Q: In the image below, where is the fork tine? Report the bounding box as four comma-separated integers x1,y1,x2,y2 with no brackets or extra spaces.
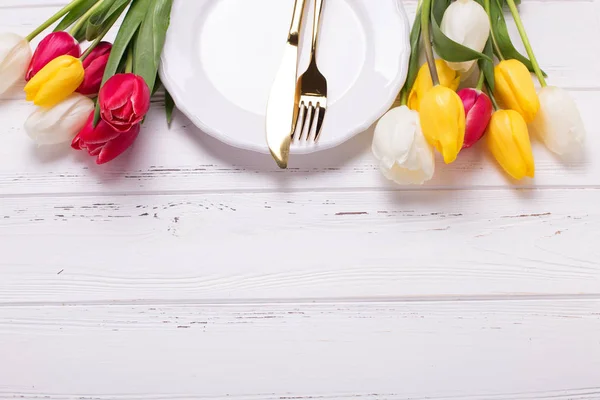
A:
293,102,307,141
301,102,315,141
313,103,326,142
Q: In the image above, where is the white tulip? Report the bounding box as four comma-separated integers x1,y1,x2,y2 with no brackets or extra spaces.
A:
25,94,94,145
372,106,435,185
441,0,490,74
529,86,586,159
0,32,32,95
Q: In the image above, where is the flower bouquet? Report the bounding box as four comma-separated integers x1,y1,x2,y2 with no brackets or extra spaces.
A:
0,0,173,164
373,0,586,184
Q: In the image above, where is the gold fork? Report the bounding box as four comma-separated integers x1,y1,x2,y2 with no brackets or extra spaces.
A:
294,0,328,142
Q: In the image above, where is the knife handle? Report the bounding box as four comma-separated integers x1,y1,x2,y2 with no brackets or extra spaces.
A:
287,0,308,46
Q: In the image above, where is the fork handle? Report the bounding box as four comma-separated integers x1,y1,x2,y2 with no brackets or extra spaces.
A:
311,0,325,53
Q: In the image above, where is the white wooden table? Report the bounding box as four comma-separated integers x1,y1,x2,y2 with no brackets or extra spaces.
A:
1,0,600,398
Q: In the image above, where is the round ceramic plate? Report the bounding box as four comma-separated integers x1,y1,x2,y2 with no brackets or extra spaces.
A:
160,0,410,154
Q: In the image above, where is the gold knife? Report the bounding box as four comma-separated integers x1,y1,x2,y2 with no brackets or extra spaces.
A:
266,0,308,169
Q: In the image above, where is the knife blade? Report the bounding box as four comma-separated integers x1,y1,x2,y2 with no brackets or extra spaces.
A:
266,0,307,169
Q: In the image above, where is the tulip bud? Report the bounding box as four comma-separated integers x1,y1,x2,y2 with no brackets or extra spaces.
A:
24,93,94,145
419,85,466,164
72,112,141,164
26,32,80,81
494,59,540,123
487,109,535,180
372,106,435,185
78,42,111,95
408,60,460,111
441,0,490,74
0,32,32,95
458,88,493,148
529,86,586,159
99,73,150,132
24,55,85,107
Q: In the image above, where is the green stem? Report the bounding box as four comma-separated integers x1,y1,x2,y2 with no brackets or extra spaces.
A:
400,88,408,106
69,0,108,37
421,0,439,86
125,46,133,73
486,83,500,110
505,0,546,86
483,0,505,61
476,70,485,91
25,0,94,41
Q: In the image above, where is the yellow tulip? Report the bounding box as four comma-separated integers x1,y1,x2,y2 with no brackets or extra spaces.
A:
494,59,540,123
487,109,535,180
419,85,466,164
408,60,460,111
24,55,84,108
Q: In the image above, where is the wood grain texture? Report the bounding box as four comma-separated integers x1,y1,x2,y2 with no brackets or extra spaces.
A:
1,90,599,195
1,300,600,399
1,189,599,303
1,1,600,398
1,1,600,196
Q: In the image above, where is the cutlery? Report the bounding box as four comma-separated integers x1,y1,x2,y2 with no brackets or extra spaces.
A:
266,0,308,169
294,0,328,143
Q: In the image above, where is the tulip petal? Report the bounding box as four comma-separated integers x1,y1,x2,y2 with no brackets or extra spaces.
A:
441,0,490,73
82,42,112,69
372,106,435,185
99,73,150,132
26,32,80,81
97,124,140,164
78,52,110,95
25,93,93,145
494,60,540,123
0,33,32,95
408,60,460,111
24,55,84,107
529,86,586,158
420,86,465,164
86,143,104,156
487,110,535,180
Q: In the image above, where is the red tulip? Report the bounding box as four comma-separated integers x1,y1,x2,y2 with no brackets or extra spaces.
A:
458,88,493,149
72,112,140,165
26,32,80,81
99,73,150,132
77,42,112,95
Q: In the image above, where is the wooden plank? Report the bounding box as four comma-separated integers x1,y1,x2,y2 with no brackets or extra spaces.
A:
1,1,599,195
1,299,599,399
1,189,599,303
1,0,597,89
1,90,599,195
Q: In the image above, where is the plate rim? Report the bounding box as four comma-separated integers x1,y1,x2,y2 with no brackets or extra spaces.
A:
159,0,410,155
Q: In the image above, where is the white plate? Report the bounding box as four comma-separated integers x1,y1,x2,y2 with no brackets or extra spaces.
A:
160,0,410,154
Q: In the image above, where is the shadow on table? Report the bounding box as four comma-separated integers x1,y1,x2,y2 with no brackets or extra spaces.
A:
180,119,374,175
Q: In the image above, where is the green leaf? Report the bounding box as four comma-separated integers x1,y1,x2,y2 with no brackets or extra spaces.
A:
403,7,423,93
152,73,162,97
133,0,173,94
86,0,132,41
85,0,115,40
105,0,133,20
431,0,451,23
71,22,88,42
54,0,98,32
165,89,175,126
489,0,545,76
479,38,495,92
93,0,148,126
430,0,492,64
